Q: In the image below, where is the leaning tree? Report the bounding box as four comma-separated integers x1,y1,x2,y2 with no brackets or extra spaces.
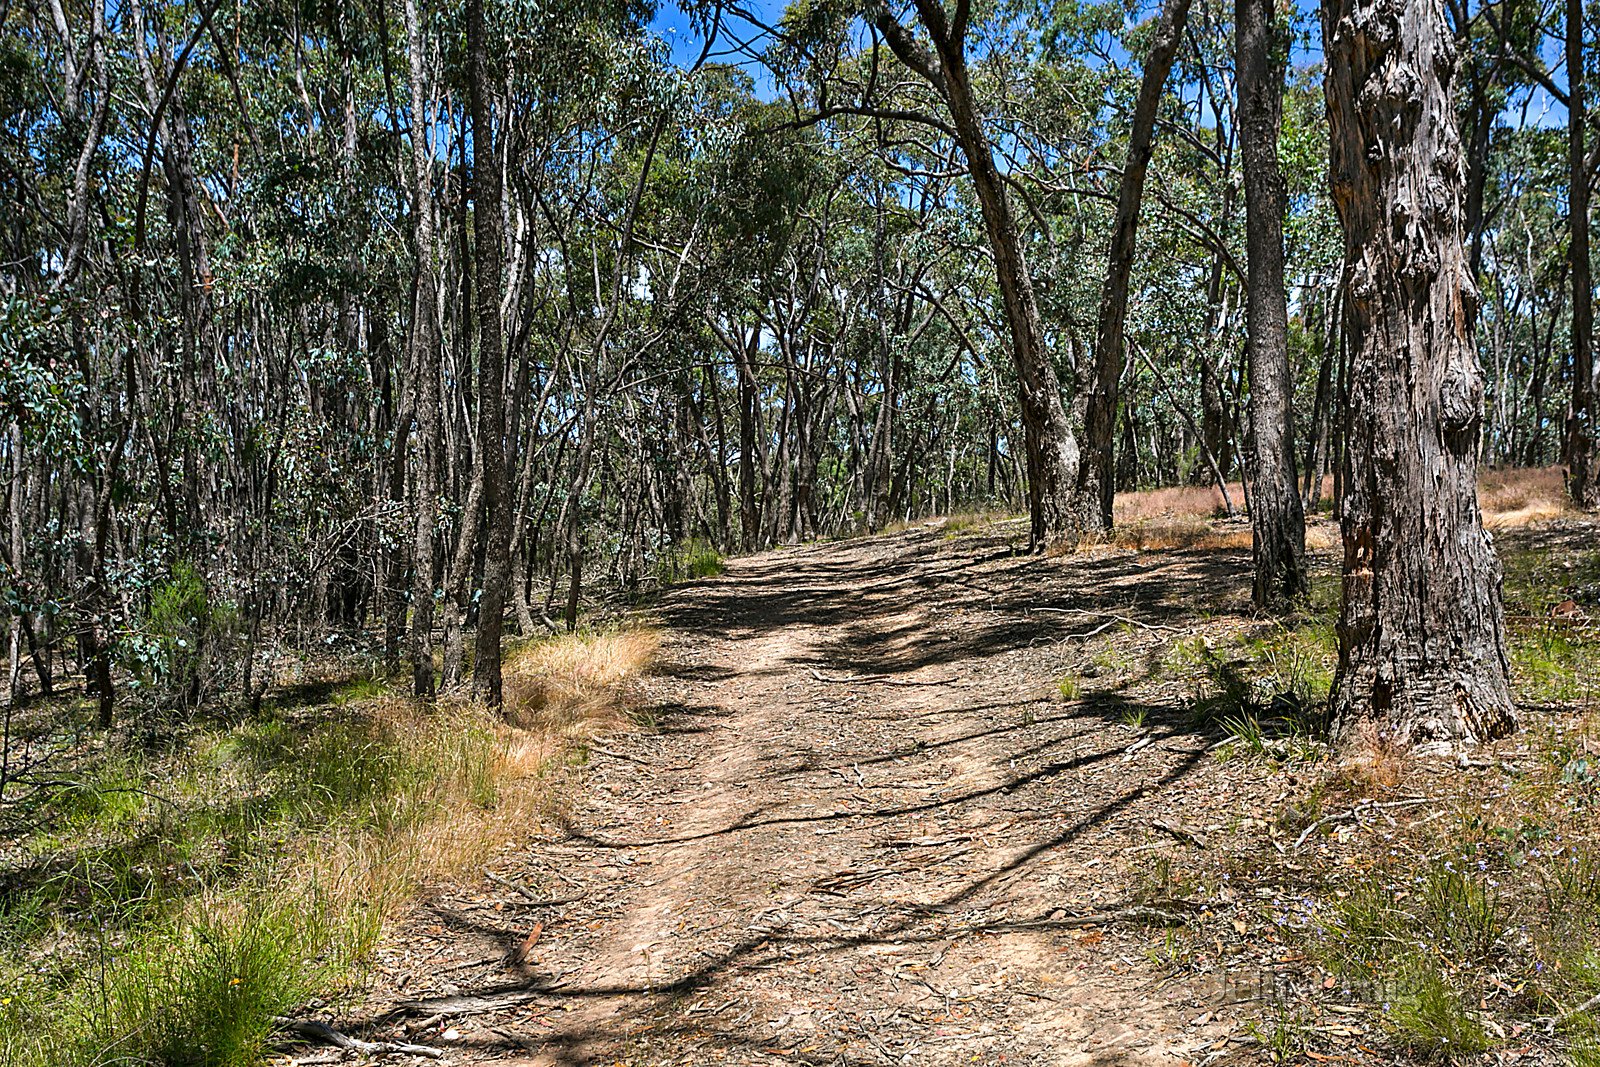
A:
1323,0,1516,742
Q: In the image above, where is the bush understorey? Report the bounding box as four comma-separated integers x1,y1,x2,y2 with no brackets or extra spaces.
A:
0,627,656,1067
1146,531,1600,1065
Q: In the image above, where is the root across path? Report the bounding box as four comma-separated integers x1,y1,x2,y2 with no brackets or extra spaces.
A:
369,522,1265,1065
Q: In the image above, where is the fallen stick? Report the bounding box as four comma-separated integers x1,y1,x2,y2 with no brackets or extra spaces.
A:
1560,990,1600,1022
1152,819,1207,849
587,744,655,766
1293,797,1432,849
808,667,960,687
1028,607,1187,634
395,989,549,1015
483,867,579,907
274,1017,442,1059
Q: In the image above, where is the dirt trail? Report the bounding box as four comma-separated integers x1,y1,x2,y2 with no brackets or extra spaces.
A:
395,523,1255,1065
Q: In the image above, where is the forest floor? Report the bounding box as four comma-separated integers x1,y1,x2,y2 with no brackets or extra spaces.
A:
340,497,1600,1067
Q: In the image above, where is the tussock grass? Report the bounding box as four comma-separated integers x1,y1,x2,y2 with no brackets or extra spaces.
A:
0,629,657,1067
1480,466,1574,529
655,538,724,584
1112,517,1254,552
503,626,660,738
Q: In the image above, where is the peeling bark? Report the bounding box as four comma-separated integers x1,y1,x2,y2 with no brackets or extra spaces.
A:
1323,0,1515,743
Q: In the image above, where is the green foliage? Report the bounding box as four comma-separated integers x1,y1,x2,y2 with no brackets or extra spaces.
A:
1511,626,1598,705
656,538,725,585
1247,999,1314,1063
1383,963,1494,1062
0,693,509,1065
1176,628,1330,762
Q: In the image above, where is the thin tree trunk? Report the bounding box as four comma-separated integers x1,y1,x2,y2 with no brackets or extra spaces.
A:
404,0,441,699
1237,0,1306,610
467,0,508,705
876,4,1080,549
1074,0,1192,535
1323,0,1515,743
1566,0,1599,508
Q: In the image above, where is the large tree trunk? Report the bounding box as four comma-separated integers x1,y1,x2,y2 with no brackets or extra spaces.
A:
876,4,1079,549
1323,0,1515,744
1236,0,1307,610
1565,0,1599,508
467,0,508,706
404,0,441,699
1073,0,1192,536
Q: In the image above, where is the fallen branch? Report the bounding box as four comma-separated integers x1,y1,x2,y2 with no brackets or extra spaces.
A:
1293,797,1432,849
1560,990,1600,1022
1152,819,1207,849
808,668,961,687
1028,607,1187,634
1028,904,1198,929
483,867,580,907
274,1017,442,1059
395,989,549,1015
587,744,655,766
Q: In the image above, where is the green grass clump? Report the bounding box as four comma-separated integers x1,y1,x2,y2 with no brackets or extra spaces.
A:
0,700,512,1066
1382,963,1494,1062
1511,626,1599,705
1,892,354,1067
656,537,725,585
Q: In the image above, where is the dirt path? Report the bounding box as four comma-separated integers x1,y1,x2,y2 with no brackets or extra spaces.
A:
384,523,1260,1065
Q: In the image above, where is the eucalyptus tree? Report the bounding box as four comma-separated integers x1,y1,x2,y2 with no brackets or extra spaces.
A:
771,0,1079,547
1564,0,1598,508
1235,0,1306,608
1323,0,1515,742
1075,0,1193,536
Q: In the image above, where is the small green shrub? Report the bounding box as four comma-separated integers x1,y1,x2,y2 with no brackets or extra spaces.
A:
655,538,725,585
126,562,242,713
1383,963,1494,1062
1419,861,1503,964
1248,999,1313,1063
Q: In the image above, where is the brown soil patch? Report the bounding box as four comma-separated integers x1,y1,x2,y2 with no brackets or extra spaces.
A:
351,521,1302,1065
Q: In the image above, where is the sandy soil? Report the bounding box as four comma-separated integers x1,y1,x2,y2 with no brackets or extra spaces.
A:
353,520,1288,1066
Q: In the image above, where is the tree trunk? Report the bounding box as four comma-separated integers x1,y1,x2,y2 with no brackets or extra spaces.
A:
467,0,508,706
404,0,441,699
1237,0,1307,610
1074,0,1192,536
876,5,1079,549
1566,0,1599,508
1323,0,1515,744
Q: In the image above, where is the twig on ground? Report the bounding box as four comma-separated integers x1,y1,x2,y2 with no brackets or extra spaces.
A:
1559,990,1600,1022
1152,819,1207,849
483,868,579,907
1293,797,1432,848
588,744,655,766
274,1017,442,1059
1028,607,1187,634
395,989,550,1015
808,667,961,687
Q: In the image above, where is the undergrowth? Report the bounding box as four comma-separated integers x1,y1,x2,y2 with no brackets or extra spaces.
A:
0,626,656,1067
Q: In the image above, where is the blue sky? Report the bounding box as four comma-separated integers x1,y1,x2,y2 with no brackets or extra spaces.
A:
647,0,1573,126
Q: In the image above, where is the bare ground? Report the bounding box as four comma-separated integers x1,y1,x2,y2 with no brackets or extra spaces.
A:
350,520,1310,1066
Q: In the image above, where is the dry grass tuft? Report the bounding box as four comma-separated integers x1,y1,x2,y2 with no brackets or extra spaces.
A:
1114,483,1244,524
1113,517,1253,552
503,627,661,738
1327,718,1408,797
1480,465,1574,528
